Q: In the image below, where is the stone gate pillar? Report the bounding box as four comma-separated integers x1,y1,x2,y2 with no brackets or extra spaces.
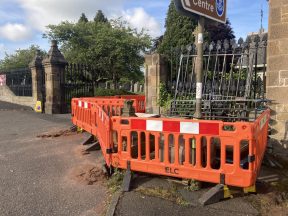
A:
42,40,67,114
145,53,168,114
29,50,43,104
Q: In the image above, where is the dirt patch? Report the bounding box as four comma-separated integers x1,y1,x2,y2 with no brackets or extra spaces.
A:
246,192,288,216
247,155,288,216
73,145,90,157
69,164,106,185
37,128,77,138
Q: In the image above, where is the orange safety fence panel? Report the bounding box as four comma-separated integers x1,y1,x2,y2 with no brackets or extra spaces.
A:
110,109,270,188
71,96,146,165
71,96,270,188
78,95,145,113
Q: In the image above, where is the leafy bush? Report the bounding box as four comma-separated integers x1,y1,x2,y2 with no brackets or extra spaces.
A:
158,82,173,114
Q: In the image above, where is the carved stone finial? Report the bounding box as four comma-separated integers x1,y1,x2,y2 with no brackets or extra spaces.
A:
29,49,43,68
42,40,68,66
51,40,57,47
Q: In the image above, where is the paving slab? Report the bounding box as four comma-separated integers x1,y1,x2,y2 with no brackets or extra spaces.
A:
115,191,256,216
113,174,259,216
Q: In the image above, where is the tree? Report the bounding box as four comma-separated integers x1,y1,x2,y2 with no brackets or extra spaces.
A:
206,19,235,42
78,13,88,23
151,35,163,53
158,1,235,55
44,14,151,87
94,10,108,23
0,45,46,70
157,1,197,56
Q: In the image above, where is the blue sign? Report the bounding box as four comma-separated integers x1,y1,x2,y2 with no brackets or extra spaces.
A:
216,0,225,17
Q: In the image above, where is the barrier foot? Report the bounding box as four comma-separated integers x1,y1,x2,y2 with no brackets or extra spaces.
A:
81,134,94,146
243,185,256,194
85,141,101,152
77,127,83,133
199,184,232,206
122,161,132,192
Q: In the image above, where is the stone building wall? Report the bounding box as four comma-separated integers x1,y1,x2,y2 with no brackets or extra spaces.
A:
267,0,288,141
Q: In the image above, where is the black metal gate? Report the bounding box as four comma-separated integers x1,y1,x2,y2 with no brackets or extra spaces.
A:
62,63,102,113
168,34,268,121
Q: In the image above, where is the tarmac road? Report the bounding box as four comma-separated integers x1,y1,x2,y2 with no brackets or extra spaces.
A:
0,101,107,216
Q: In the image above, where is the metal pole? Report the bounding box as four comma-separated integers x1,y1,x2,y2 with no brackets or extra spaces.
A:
254,43,258,99
193,16,205,119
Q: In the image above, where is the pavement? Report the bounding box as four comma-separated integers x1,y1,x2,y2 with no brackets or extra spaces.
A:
114,176,259,216
0,101,108,216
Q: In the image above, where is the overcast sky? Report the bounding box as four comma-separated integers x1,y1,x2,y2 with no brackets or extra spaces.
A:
0,0,269,59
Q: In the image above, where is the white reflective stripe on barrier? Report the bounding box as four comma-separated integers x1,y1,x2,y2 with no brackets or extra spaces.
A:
147,120,163,132
180,122,199,134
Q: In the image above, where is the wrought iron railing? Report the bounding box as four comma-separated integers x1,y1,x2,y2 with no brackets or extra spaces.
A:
0,68,32,97
167,34,268,122
63,63,104,112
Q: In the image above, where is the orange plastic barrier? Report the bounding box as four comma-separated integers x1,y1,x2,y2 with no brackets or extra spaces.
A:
72,96,270,188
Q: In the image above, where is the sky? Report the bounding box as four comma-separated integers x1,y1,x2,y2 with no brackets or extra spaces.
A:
0,0,269,59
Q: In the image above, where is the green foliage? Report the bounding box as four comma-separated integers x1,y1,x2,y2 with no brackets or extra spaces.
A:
205,69,247,81
107,169,125,193
157,1,197,56
44,13,151,85
151,35,163,53
185,180,201,191
158,82,173,114
78,13,88,23
157,1,235,55
0,45,46,70
224,69,247,81
94,88,135,97
119,77,131,85
206,19,235,42
94,10,108,23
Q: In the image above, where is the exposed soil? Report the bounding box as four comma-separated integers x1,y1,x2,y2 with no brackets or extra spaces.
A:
37,128,77,138
73,145,90,157
69,164,106,185
247,191,288,216
247,154,288,216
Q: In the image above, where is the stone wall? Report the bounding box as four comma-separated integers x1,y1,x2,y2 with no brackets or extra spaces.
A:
267,0,288,141
0,86,34,108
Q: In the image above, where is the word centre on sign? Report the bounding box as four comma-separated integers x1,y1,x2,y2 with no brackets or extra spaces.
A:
186,0,214,13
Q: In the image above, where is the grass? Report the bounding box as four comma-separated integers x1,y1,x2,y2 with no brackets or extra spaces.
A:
185,179,202,192
106,169,125,193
